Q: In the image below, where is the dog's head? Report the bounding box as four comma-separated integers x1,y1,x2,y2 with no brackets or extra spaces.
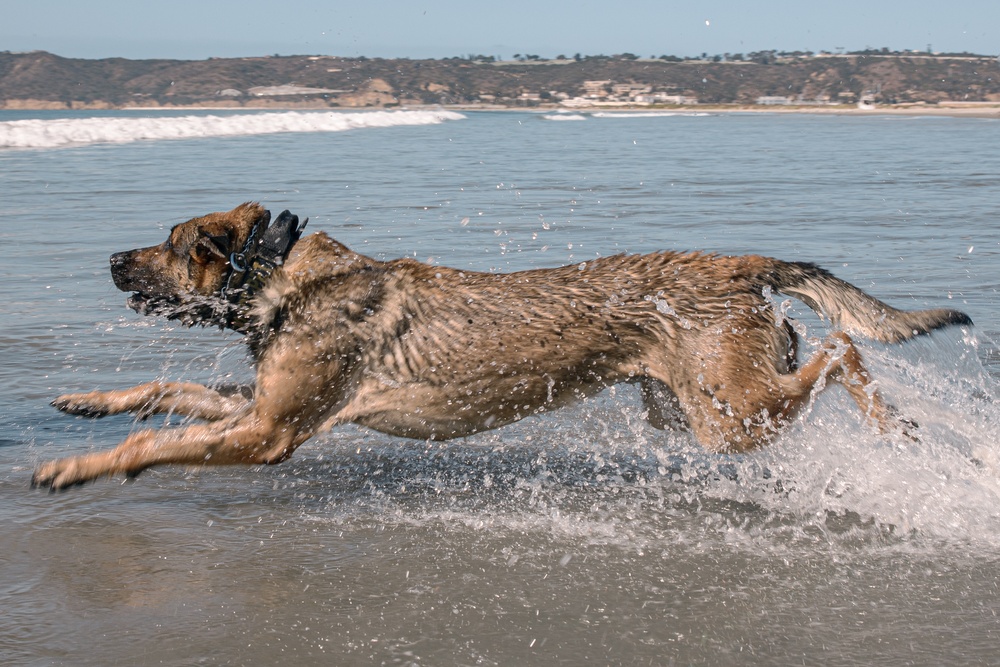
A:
111,202,270,316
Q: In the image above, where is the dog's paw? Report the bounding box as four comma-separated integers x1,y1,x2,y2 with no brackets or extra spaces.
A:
892,412,920,441
897,416,920,441
31,458,93,491
51,393,111,418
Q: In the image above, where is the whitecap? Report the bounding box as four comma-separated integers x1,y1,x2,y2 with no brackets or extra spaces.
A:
541,113,587,121
0,109,466,149
590,111,712,118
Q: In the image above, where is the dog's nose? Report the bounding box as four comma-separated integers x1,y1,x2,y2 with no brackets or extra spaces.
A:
110,251,130,268
110,251,135,290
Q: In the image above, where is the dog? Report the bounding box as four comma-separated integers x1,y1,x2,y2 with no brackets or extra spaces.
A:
32,202,972,489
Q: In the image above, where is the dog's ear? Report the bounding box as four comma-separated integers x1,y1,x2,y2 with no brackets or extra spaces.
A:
190,233,231,266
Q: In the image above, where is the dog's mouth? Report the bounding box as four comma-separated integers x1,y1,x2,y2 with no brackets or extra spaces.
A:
126,292,157,315
125,291,241,329
125,292,185,316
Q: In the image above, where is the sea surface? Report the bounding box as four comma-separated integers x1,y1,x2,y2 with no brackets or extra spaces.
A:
1,108,999,666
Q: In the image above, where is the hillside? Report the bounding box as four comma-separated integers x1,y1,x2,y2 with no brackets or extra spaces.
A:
1,50,998,109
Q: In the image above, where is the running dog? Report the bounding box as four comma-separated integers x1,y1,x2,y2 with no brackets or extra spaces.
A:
33,202,972,489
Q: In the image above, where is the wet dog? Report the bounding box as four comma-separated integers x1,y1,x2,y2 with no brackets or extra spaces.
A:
33,202,972,489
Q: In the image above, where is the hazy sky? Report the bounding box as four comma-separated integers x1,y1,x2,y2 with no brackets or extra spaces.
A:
2,0,997,60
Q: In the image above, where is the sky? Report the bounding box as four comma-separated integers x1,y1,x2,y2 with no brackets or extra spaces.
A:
2,0,997,61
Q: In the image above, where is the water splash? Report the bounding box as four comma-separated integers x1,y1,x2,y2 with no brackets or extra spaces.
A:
280,330,1000,553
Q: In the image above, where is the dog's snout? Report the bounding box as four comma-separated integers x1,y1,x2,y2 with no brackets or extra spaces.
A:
110,250,137,291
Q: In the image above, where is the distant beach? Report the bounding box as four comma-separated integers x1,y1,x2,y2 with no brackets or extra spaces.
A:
9,101,996,119
460,103,1000,118
694,103,1000,118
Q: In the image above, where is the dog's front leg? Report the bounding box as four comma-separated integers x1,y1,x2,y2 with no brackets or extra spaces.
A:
32,411,311,490
53,381,252,421
37,330,358,489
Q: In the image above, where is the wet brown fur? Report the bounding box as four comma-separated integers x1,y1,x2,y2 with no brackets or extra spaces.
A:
33,203,972,489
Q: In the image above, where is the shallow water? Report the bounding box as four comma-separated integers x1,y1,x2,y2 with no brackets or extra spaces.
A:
1,109,999,665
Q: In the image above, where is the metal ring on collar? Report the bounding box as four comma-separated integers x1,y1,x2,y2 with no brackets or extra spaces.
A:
229,252,248,272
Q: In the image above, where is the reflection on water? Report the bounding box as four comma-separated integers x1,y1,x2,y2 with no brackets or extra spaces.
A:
2,111,1000,665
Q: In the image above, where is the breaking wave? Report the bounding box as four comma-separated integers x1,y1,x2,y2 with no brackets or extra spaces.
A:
541,110,713,121
0,109,466,149
590,111,713,118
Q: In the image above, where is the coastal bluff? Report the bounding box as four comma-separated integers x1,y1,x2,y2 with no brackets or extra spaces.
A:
2,49,998,111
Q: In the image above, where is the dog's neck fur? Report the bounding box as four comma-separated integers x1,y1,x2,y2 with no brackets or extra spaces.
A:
243,233,386,357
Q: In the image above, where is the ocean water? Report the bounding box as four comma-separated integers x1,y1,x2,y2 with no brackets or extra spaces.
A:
1,108,999,666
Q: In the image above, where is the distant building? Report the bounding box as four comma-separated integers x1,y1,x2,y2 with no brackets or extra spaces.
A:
582,80,613,97
248,84,343,97
755,96,793,105
634,93,698,105
611,83,651,97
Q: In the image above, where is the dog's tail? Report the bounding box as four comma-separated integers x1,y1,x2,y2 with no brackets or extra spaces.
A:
766,260,972,343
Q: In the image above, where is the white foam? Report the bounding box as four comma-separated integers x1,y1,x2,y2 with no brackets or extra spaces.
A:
732,332,1000,547
541,113,587,121
0,109,466,149
541,111,713,121
590,111,712,118
301,332,1000,552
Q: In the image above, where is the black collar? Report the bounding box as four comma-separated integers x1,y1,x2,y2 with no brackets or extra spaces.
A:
220,209,307,331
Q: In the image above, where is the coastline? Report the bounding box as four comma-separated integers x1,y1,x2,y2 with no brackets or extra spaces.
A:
2,100,999,119
465,103,1000,118
694,104,1000,119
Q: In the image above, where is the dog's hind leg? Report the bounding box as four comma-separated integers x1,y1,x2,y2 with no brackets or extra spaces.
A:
52,381,253,421
645,331,897,453
809,332,889,424
774,331,896,434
